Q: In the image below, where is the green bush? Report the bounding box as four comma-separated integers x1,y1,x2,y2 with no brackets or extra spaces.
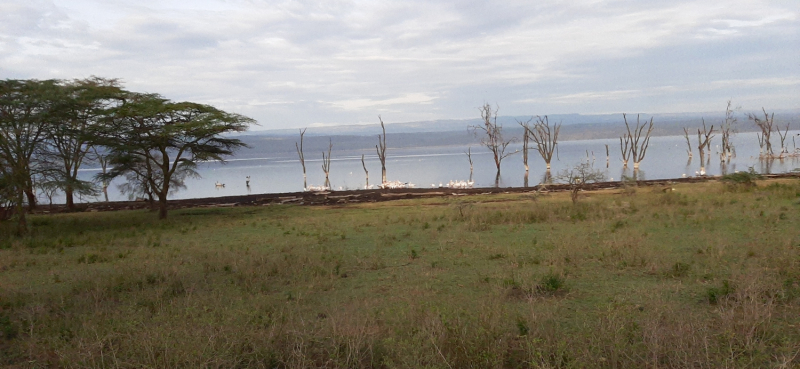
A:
706,280,734,304
721,167,762,190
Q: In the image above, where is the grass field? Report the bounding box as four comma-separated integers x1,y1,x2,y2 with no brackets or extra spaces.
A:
1,179,799,368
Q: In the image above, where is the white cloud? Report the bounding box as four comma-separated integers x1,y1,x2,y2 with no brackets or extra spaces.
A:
330,93,438,111
1,0,797,128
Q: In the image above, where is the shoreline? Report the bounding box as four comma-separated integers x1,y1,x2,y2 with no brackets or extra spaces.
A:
23,172,800,214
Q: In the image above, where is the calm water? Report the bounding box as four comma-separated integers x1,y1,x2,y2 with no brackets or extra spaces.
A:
70,131,799,203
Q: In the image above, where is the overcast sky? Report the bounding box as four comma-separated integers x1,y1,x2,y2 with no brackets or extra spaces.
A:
2,0,798,130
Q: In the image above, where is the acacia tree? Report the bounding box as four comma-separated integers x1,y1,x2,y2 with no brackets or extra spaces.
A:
97,93,253,219
40,77,123,210
471,103,516,184
0,79,60,234
556,161,605,204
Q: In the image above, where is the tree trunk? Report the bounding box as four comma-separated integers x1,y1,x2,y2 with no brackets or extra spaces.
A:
15,189,27,236
65,185,75,210
25,188,36,211
103,184,109,202
158,195,168,219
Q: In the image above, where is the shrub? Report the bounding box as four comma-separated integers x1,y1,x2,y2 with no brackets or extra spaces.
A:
706,280,734,304
537,273,565,294
666,262,690,278
721,167,761,190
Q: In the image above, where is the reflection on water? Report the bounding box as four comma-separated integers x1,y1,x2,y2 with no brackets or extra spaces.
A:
63,131,800,203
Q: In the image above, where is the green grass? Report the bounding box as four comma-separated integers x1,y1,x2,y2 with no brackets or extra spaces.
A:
1,180,800,368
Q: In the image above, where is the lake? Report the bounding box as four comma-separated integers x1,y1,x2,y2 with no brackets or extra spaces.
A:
70,130,799,204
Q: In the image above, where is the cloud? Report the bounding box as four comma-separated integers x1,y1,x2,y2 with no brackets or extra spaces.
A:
1,0,797,128
330,93,438,111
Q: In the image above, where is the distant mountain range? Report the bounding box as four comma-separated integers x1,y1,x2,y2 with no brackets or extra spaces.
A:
247,109,800,136
234,109,800,157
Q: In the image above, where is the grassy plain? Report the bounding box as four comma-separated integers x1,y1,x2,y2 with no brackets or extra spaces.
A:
1,179,800,368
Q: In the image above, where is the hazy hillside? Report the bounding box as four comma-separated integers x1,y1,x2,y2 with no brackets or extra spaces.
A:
236,110,800,157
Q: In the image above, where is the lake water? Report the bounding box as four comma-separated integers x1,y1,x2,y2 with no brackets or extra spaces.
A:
70,131,800,203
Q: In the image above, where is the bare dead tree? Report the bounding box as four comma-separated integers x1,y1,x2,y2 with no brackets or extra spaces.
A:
719,100,738,161
470,103,516,184
619,134,631,167
517,118,532,172
361,154,369,189
748,108,775,158
90,146,110,202
524,115,561,171
697,120,715,174
777,123,790,156
295,128,307,190
465,146,473,181
683,127,693,159
605,144,609,168
321,139,332,190
622,113,654,169
376,116,387,184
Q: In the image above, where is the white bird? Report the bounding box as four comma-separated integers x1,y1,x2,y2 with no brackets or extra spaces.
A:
681,173,687,178
215,181,225,188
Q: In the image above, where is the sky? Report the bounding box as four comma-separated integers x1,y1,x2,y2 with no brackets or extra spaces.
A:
1,0,798,131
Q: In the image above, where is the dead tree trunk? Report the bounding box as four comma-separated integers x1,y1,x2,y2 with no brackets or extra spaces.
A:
518,118,532,172
295,128,307,190
524,115,560,171
620,135,631,168
470,103,516,185
697,120,715,175
361,154,369,189
720,100,738,162
465,147,473,181
321,139,332,190
777,123,790,157
605,144,609,168
748,108,775,158
683,127,693,159
376,116,387,184
622,113,654,170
